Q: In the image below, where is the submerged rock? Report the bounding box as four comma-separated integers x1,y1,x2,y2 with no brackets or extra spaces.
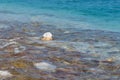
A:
0,40,17,49
14,46,26,54
11,60,33,68
0,24,10,30
34,62,56,72
0,70,12,79
41,32,53,41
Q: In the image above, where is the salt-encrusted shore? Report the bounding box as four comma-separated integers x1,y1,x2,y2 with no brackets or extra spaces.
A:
0,21,120,80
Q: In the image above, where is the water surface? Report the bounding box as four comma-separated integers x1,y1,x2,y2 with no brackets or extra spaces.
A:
0,0,120,32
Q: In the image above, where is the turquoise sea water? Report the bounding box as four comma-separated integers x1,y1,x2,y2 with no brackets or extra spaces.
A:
0,0,120,32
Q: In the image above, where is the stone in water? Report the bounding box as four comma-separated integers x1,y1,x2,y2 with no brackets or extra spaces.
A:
34,62,56,72
41,32,53,41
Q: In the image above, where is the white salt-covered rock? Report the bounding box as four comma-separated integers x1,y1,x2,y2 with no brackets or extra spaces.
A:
34,62,56,72
0,70,12,79
43,32,52,38
41,32,53,41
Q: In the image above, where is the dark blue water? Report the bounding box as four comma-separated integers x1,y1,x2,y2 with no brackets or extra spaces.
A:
0,0,120,32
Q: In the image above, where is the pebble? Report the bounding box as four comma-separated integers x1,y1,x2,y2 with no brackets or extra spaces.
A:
34,62,57,72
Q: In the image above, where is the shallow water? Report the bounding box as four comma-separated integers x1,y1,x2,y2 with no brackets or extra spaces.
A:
0,21,120,79
0,0,120,80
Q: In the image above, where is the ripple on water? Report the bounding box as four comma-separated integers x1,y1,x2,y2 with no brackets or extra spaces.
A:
0,21,120,79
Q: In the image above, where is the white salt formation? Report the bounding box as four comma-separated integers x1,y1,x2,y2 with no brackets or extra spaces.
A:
41,32,53,41
34,62,56,72
0,70,12,79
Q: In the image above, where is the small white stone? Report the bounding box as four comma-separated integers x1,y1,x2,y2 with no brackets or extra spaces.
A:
43,32,53,38
41,32,53,41
0,70,12,79
34,62,56,72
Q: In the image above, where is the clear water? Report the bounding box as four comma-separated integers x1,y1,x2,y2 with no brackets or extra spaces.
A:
0,0,120,32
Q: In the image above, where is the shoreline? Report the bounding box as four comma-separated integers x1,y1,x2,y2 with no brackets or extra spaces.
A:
0,12,120,33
